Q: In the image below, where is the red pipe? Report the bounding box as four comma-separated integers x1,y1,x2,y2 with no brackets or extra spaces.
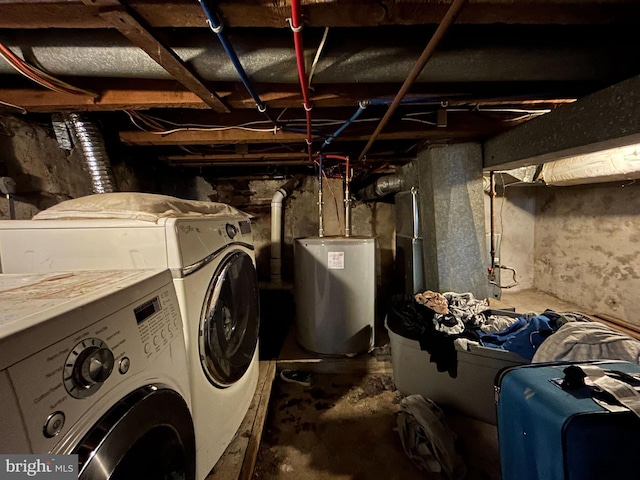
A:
321,154,349,179
290,0,313,158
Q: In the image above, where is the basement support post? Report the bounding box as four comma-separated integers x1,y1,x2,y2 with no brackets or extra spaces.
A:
417,143,492,299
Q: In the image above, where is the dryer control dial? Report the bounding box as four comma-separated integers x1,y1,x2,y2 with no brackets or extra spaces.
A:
63,338,114,399
225,223,238,239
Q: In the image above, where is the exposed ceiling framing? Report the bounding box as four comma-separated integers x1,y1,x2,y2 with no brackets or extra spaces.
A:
0,0,639,176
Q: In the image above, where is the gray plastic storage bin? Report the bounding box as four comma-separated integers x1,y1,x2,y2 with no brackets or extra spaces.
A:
387,321,527,425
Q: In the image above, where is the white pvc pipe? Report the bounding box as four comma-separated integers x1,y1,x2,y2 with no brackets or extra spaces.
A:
270,188,286,284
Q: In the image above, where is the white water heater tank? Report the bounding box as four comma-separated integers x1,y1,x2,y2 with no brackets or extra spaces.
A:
294,236,376,355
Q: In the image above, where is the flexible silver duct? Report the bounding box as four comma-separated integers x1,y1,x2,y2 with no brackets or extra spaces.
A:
65,113,115,194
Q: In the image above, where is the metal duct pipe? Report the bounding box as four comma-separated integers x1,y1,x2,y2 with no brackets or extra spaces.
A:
357,175,404,201
65,113,115,194
270,175,303,284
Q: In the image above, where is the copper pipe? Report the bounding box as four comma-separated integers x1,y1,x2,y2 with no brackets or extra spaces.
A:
357,0,469,162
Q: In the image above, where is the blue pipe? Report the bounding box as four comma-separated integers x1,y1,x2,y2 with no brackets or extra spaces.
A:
319,101,367,152
198,0,274,122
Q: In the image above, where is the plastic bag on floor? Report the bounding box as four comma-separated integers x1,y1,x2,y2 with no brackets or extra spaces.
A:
396,395,466,479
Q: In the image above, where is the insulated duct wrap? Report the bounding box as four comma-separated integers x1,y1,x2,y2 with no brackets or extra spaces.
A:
65,113,115,194
358,175,404,201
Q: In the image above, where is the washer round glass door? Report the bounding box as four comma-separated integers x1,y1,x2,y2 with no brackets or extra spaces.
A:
200,250,259,387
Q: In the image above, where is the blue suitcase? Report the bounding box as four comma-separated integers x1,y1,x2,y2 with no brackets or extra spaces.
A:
495,361,640,480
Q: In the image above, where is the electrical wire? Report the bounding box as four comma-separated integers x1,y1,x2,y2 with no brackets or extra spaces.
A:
0,41,97,97
0,99,26,114
402,117,438,126
124,110,276,135
124,110,277,135
129,110,274,130
488,172,519,289
308,27,329,89
143,125,277,135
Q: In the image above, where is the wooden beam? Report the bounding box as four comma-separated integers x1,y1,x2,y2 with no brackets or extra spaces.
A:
119,124,497,146
81,1,229,113
0,81,579,113
162,152,310,162
167,160,313,167
205,360,276,480
121,129,307,145
2,1,639,29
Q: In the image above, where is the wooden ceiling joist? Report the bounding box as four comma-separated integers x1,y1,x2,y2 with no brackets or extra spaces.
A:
0,83,576,113
1,1,638,29
161,152,414,167
161,152,310,162
79,0,229,113
167,160,313,167
119,126,495,146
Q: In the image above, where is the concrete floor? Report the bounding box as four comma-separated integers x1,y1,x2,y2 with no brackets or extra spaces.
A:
253,288,584,480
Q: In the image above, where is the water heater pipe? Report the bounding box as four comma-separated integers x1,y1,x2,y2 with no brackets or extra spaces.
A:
290,0,314,161
322,154,351,237
318,155,324,237
271,175,303,284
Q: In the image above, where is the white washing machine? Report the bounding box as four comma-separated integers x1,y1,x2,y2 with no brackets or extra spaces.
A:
0,269,195,480
0,214,260,480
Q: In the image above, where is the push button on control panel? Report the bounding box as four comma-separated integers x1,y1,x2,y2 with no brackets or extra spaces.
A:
118,357,130,375
43,411,65,438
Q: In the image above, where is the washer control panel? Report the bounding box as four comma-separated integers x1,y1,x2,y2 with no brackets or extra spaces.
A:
6,282,182,453
135,291,181,357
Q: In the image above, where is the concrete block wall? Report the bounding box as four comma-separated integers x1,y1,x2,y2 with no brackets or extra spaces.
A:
533,182,640,323
484,184,536,292
203,175,395,289
0,115,93,218
491,181,640,324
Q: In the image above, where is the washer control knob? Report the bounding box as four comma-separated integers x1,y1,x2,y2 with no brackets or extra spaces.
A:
63,338,114,399
43,411,65,438
119,357,131,375
80,347,115,385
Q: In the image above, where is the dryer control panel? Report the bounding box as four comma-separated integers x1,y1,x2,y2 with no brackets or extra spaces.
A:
3,275,184,454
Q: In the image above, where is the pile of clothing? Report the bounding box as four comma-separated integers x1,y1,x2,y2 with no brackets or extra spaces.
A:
387,290,593,377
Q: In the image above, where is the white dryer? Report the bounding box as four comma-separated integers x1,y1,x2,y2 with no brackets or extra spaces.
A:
0,213,260,480
0,269,195,480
